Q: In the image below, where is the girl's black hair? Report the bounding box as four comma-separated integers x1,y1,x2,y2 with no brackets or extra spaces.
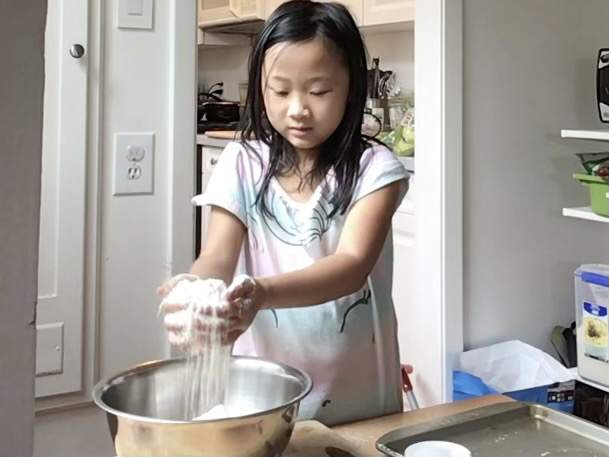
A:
240,0,372,218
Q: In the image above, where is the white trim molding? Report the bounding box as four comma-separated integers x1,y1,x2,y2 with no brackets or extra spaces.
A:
166,0,198,356
168,0,197,275
412,0,463,406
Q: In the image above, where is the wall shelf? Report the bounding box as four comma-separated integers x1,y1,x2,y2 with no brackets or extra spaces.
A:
563,207,609,223
569,367,609,394
561,129,609,141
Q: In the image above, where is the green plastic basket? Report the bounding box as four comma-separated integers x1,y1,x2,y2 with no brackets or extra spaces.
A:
573,173,609,217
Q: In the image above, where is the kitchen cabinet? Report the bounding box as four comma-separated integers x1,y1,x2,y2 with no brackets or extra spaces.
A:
198,143,246,273
196,0,415,41
266,0,363,26
264,0,282,17
265,0,414,28
200,172,212,251
363,0,414,27
198,0,266,29
199,145,223,253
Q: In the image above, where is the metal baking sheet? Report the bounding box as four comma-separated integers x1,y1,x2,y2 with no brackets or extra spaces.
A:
376,402,609,457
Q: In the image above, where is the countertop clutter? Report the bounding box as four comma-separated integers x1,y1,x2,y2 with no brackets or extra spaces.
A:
286,393,609,457
285,395,512,456
197,133,234,148
196,133,415,173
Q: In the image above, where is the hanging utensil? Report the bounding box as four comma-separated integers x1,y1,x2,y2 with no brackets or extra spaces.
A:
378,71,392,99
370,57,381,99
402,364,420,411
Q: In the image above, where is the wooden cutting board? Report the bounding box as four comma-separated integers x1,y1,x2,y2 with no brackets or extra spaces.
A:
204,130,242,140
284,420,368,457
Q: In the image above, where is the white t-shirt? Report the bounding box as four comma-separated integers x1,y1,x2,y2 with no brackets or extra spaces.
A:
194,140,410,425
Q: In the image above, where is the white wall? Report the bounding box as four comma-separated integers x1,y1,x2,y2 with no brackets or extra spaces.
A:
0,0,46,454
97,0,196,379
198,45,250,101
363,30,414,96
463,0,609,356
197,30,414,101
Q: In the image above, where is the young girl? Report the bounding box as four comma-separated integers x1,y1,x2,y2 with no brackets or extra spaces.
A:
160,0,410,426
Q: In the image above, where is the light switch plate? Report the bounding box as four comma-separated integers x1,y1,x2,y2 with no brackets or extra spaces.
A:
114,132,154,195
117,0,154,30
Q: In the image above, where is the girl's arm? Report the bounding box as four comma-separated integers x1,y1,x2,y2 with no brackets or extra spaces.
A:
189,206,245,285
258,180,404,309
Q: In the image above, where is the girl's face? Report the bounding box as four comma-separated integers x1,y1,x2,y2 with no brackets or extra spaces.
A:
262,37,350,153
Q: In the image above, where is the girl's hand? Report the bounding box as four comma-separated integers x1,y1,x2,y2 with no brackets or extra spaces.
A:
157,273,200,301
224,275,265,344
157,274,230,350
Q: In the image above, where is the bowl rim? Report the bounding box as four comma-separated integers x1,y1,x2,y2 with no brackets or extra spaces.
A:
91,355,313,424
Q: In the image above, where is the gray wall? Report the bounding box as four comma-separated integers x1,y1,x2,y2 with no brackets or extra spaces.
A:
463,0,609,356
0,0,46,454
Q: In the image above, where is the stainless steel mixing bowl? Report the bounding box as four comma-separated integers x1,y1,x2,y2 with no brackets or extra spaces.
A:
92,356,313,456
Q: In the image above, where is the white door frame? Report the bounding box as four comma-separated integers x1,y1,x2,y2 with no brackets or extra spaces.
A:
167,0,198,358
413,0,463,406
168,0,198,303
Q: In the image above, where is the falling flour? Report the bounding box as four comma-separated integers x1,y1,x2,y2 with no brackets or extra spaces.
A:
160,278,231,421
192,403,228,421
192,403,257,421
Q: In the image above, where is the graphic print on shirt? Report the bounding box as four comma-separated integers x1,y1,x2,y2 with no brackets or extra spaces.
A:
211,143,409,424
256,183,333,247
339,289,371,333
270,309,279,328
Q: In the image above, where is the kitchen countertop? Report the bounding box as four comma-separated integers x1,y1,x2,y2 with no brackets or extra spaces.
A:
197,134,233,148
286,395,513,456
197,133,415,173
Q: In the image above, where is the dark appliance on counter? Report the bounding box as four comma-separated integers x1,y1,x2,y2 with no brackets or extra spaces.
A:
198,82,241,133
597,48,609,123
198,118,240,134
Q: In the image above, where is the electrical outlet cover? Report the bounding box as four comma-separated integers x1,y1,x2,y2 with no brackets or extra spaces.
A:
114,133,154,195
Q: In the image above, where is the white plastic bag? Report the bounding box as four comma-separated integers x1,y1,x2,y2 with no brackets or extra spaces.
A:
454,340,575,392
